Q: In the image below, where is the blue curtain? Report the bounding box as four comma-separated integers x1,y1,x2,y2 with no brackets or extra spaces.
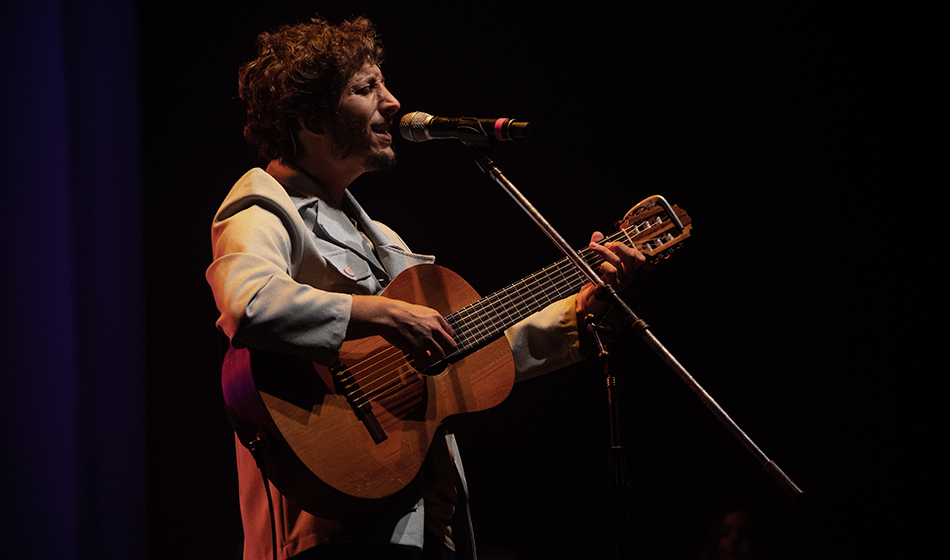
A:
0,1,145,558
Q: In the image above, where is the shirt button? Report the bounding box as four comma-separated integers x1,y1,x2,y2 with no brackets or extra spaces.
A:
344,267,356,277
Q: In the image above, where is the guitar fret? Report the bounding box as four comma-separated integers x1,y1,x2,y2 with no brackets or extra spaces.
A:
443,208,685,359
447,256,593,351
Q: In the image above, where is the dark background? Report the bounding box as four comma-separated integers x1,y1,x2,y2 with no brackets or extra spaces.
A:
3,1,930,559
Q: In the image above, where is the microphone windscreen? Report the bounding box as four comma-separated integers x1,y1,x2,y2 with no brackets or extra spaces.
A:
399,112,432,143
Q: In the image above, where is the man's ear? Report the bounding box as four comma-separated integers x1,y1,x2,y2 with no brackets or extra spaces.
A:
297,114,325,137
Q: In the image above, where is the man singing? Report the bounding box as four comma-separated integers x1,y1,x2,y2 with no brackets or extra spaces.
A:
207,15,643,560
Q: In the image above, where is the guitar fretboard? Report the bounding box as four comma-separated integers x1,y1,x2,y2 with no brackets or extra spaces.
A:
443,210,681,357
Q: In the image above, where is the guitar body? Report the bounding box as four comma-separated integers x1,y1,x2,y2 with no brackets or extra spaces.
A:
222,265,515,518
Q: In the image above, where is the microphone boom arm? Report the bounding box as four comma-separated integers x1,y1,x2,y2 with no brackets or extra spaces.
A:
466,144,804,503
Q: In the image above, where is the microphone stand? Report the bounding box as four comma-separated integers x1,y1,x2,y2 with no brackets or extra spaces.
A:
466,144,803,558
588,315,633,559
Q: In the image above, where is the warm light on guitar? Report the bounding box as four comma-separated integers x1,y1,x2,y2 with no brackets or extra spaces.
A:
222,196,692,518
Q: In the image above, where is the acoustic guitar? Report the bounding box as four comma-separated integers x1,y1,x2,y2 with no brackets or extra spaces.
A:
222,197,692,518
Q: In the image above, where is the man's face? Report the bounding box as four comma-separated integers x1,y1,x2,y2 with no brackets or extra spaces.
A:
326,63,400,172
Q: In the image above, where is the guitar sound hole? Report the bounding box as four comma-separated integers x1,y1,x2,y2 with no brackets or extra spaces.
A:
421,360,448,377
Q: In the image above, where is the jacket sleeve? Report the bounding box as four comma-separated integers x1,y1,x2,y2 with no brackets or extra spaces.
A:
206,192,352,366
505,294,584,383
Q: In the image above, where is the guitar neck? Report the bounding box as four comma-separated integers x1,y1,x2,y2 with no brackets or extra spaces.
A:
444,203,690,357
445,253,590,355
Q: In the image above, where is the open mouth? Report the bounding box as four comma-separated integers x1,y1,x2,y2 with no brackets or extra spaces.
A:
371,121,392,141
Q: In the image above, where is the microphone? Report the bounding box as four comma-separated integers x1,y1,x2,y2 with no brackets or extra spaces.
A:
399,112,532,146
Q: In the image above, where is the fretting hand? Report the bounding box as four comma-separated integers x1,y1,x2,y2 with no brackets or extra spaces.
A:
575,231,646,319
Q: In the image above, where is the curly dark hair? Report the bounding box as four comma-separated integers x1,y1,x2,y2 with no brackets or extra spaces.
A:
238,16,384,161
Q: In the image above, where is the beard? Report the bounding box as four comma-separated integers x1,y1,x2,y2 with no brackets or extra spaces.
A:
327,112,396,172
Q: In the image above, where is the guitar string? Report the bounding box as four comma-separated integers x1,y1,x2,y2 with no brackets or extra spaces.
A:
350,253,601,404
444,220,647,342
343,257,590,399
343,221,665,405
440,213,678,354
345,224,654,405
352,262,586,404
344,260,597,405
340,214,678,406
345,347,411,396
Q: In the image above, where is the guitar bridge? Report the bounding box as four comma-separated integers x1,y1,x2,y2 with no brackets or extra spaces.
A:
331,361,388,444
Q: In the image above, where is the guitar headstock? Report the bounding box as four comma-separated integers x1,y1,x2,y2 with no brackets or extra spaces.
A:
614,195,692,265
